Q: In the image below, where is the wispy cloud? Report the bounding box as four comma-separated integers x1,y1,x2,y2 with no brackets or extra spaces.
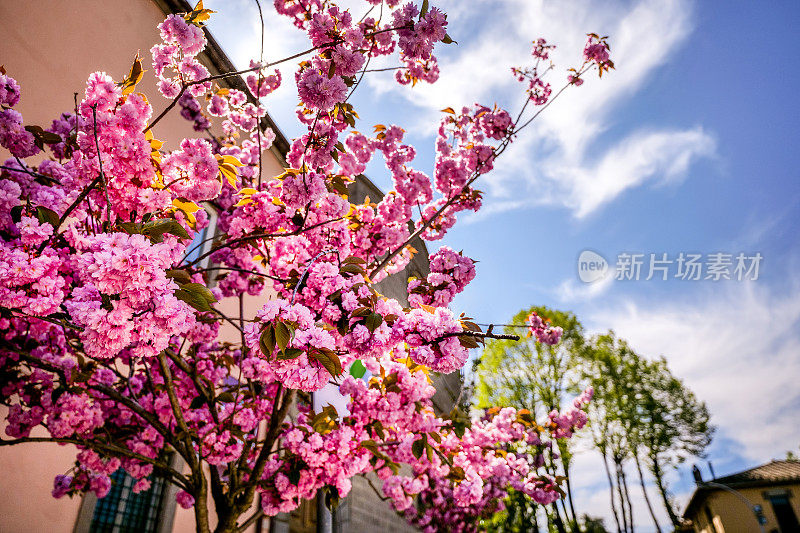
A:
559,127,716,217
556,274,614,302
367,0,715,219
589,280,800,463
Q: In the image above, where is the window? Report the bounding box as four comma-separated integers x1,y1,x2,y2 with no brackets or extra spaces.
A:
182,208,218,269
767,493,799,533
87,469,168,533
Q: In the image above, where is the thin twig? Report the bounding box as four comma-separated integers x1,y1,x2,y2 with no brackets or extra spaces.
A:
91,105,112,224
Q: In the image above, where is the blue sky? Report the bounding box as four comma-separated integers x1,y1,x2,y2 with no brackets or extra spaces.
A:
204,0,800,528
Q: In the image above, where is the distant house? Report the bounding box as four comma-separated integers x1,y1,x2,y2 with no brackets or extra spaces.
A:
683,460,800,533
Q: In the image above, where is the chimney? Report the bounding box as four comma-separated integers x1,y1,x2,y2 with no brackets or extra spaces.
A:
692,464,703,485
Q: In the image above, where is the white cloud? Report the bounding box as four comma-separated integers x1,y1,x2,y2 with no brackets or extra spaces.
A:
556,274,614,302
367,0,715,219
561,279,800,530
558,127,717,217
589,281,800,463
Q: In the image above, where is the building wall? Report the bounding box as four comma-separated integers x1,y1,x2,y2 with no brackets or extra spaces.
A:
687,483,800,533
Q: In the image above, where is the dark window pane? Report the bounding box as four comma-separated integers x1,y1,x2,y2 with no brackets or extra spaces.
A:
769,495,800,533
89,469,165,533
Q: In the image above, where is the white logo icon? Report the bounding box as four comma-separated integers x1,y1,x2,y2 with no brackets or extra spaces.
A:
578,250,608,283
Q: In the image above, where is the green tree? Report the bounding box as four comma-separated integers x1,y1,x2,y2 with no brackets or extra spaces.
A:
475,306,586,532
638,358,714,528
580,333,713,532
579,332,637,533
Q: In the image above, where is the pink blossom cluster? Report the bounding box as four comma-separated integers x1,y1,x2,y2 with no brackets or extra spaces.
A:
510,38,564,105
547,386,593,438
259,407,372,514
408,246,477,307
160,138,220,202
243,298,343,391
527,310,563,345
335,359,591,533
151,14,210,98
0,73,38,158
65,232,196,359
0,4,610,527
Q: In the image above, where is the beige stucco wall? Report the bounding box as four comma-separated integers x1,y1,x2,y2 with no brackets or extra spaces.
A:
687,483,800,533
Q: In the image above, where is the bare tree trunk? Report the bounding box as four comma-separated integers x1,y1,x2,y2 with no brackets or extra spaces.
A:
194,477,212,533
619,461,634,533
614,460,629,533
553,508,568,533
601,449,623,533
634,454,662,533
651,455,680,527
558,497,571,531
564,473,580,532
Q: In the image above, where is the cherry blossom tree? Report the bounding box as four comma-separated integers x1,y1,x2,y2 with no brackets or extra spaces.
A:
0,1,612,532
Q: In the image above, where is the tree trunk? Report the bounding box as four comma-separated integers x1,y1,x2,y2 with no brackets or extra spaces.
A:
558,497,571,530
560,454,578,531
553,507,568,533
601,449,623,533
634,454,662,533
619,460,634,533
651,455,680,527
614,460,629,533
564,472,580,532
194,478,212,533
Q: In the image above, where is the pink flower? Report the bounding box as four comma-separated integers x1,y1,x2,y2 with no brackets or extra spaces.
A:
176,490,195,509
297,69,347,112
0,73,21,107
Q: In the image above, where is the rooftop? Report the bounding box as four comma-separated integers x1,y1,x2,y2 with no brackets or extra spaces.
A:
683,460,800,518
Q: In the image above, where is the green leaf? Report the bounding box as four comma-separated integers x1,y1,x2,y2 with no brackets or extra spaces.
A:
411,436,425,459
175,282,217,313
373,420,386,440
36,206,60,228
142,219,190,243
274,321,292,353
419,0,429,18
10,205,23,224
259,325,275,357
349,359,367,379
216,392,235,403
364,312,383,333
340,263,365,275
359,439,379,454
310,348,343,377
446,465,465,482
189,396,206,410
459,335,479,349
166,269,193,285
277,347,304,360
350,306,370,318
442,33,457,45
